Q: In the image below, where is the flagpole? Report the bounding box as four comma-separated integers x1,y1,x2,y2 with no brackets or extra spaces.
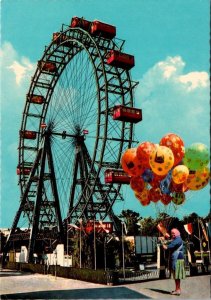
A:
104,235,107,271
205,222,211,264
198,218,204,263
79,219,82,268
66,219,69,267
121,222,125,279
94,218,96,270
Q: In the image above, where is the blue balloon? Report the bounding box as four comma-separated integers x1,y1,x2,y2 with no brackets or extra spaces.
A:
160,170,172,194
142,169,154,183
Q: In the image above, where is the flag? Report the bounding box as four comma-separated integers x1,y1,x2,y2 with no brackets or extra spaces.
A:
206,222,211,238
67,223,80,231
157,222,170,238
122,222,128,235
83,129,89,134
99,220,110,233
41,123,47,128
85,220,94,234
184,223,193,235
199,219,208,242
85,220,112,234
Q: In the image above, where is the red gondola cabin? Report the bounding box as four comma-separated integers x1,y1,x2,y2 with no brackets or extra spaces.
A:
38,61,57,73
20,130,37,140
29,95,44,104
106,50,135,70
52,32,71,47
105,169,130,184
91,20,116,39
16,166,32,175
70,17,91,31
113,105,142,123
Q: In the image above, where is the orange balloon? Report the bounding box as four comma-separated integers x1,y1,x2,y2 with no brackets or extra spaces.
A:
186,167,210,190
121,148,145,176
130,176,145,193
135,189,150,206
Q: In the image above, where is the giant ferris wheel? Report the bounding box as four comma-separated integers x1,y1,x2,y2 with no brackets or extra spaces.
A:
5,17,142,262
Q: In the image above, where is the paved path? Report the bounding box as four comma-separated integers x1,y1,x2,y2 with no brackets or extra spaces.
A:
0,269,210,299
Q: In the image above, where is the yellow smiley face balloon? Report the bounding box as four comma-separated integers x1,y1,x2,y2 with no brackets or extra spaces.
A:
149,145,174,176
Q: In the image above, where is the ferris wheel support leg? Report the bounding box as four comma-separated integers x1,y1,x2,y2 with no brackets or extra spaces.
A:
27,143,48,263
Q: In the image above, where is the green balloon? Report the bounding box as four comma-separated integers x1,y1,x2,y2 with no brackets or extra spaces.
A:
183,143,209,171
172,192,185,205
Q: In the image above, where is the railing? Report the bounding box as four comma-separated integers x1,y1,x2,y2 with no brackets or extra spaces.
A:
118,266,194,283
118,269,160,283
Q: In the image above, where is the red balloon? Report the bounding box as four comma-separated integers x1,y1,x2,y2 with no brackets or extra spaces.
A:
130,176,145,193
149,173,166,188
160,133,185,166
137,142,156,169
121,148,145,176
148,187,161,202
139,199,150,206
160,194,172,205
170,180,189,193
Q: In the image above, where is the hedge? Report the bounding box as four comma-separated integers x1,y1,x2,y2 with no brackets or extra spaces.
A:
4,262,119,285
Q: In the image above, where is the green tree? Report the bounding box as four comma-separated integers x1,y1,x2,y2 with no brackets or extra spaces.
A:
182,212,199,224
119,209,142,235
138,216,157,236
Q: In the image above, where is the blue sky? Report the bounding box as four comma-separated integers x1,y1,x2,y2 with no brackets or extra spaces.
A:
1,0,210,227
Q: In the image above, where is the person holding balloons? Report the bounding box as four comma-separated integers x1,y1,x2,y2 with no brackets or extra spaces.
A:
160,228,186,296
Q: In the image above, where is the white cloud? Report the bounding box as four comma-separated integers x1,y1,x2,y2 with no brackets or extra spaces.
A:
135,55,210,147
1,41,36,89
7,61,28,85
1,42,36,178
7,57,34,86
157,56,185,79
1,42,37,227
178,71,209,91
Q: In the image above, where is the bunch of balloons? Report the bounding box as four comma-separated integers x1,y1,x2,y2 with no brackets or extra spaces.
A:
121,133,210,207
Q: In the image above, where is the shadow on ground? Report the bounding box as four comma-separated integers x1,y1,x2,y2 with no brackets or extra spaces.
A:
1,287,151,299
147,288,170,295
0,270,32,278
